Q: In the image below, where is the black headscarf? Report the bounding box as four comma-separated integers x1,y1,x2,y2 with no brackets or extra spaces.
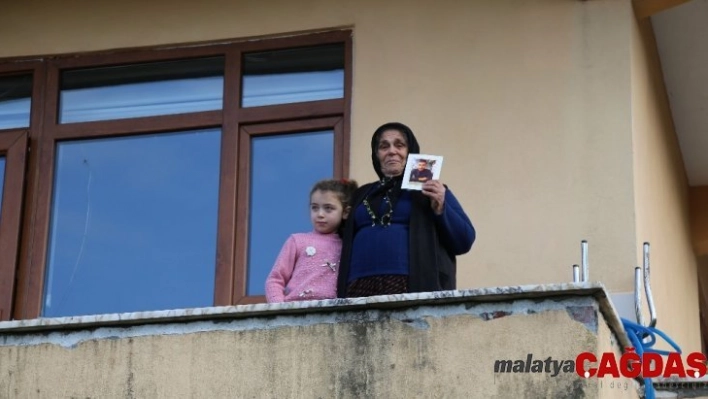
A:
366,122,421,217
370,122,421,179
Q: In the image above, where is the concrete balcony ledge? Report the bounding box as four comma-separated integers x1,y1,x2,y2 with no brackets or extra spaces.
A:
0,283,642,398
0,282,628,340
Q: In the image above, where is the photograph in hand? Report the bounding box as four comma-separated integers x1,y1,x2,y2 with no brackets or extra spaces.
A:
402,153,443,190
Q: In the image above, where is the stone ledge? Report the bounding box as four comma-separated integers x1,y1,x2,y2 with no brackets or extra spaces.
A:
0,282,629,349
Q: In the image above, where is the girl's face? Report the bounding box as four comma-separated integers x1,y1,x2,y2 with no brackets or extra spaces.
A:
376,129,408,177
310,189,350,234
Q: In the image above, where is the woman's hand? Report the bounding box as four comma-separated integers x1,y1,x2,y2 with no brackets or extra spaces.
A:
422,180,446,215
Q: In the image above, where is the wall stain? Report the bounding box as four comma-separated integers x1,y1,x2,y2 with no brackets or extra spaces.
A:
566,306,598,333
125,338,135,399
398,318,430,330
480,311,512,321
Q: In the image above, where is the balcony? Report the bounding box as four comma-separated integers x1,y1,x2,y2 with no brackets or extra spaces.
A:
1,283,668,398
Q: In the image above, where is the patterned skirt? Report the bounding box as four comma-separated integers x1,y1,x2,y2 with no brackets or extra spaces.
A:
346,275,409,298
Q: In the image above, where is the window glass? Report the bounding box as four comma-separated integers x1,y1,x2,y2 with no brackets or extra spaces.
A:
247,130,334,295
59,57,224,123
43,129,221,317
0,156,5,216
0,74,32,129
242,44,344,107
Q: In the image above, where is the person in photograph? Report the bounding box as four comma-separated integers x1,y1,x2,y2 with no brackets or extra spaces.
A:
265,178,358,302
409,159,433,182
337,122,476,298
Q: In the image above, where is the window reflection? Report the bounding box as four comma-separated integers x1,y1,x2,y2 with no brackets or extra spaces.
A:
59,57,224,123
43,129,221,317
247,131,334,295
0,156,5,216
0,74,32,130
242,44,344,107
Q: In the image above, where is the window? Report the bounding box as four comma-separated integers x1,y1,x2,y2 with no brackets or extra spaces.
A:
0,74,32,129
241,44,344,107
2,30,351,319
43,130,221,317
59,57,225,123
239,120,340,296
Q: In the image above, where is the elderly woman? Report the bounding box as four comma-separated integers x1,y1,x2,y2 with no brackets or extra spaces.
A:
337,122,476,298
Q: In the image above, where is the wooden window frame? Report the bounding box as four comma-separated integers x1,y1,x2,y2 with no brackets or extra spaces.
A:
0,130,28,321
0,63,45,322
2,30,351,320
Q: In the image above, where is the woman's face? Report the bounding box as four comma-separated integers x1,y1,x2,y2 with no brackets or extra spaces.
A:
376,129,408,177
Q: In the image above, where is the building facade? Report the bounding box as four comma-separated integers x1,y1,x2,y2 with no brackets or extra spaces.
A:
0,2,705,394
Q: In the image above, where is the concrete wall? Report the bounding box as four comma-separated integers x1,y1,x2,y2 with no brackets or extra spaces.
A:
0,287,640,399
1,0,639,293
631,16,700,352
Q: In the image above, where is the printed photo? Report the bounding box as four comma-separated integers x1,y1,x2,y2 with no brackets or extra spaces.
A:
401,154,444,191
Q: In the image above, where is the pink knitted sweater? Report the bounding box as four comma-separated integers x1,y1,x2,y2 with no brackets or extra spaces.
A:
265,231,342,303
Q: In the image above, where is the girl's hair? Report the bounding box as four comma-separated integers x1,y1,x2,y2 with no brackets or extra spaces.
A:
310,178,359,208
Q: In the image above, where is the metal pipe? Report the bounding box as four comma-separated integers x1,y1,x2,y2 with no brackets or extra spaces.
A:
573,265,580,283
634,266,644,326
581,240,589,282
643,242,657,328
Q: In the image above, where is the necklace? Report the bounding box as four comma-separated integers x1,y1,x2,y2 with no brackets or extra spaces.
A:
362,183,394,227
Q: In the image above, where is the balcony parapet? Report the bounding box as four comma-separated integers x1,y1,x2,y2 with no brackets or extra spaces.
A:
0,283,642,398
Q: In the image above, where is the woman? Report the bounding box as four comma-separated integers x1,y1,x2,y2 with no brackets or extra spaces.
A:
337,122,476,298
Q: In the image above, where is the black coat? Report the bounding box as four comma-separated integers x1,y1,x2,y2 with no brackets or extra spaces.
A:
336,181,475,297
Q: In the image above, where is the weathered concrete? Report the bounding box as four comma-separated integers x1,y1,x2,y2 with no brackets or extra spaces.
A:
0,284,641,398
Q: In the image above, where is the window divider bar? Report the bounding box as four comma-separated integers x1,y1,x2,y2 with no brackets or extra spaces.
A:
52,111,223,140
239,114,344,136
233,127,252,304
238,99,344,125
13,63,49,320
15,131,56,319
0,131,28,321
213,48,241,307
341,34,353,179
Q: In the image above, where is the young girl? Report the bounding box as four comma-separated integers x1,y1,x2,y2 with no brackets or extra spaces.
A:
265,178,358,303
